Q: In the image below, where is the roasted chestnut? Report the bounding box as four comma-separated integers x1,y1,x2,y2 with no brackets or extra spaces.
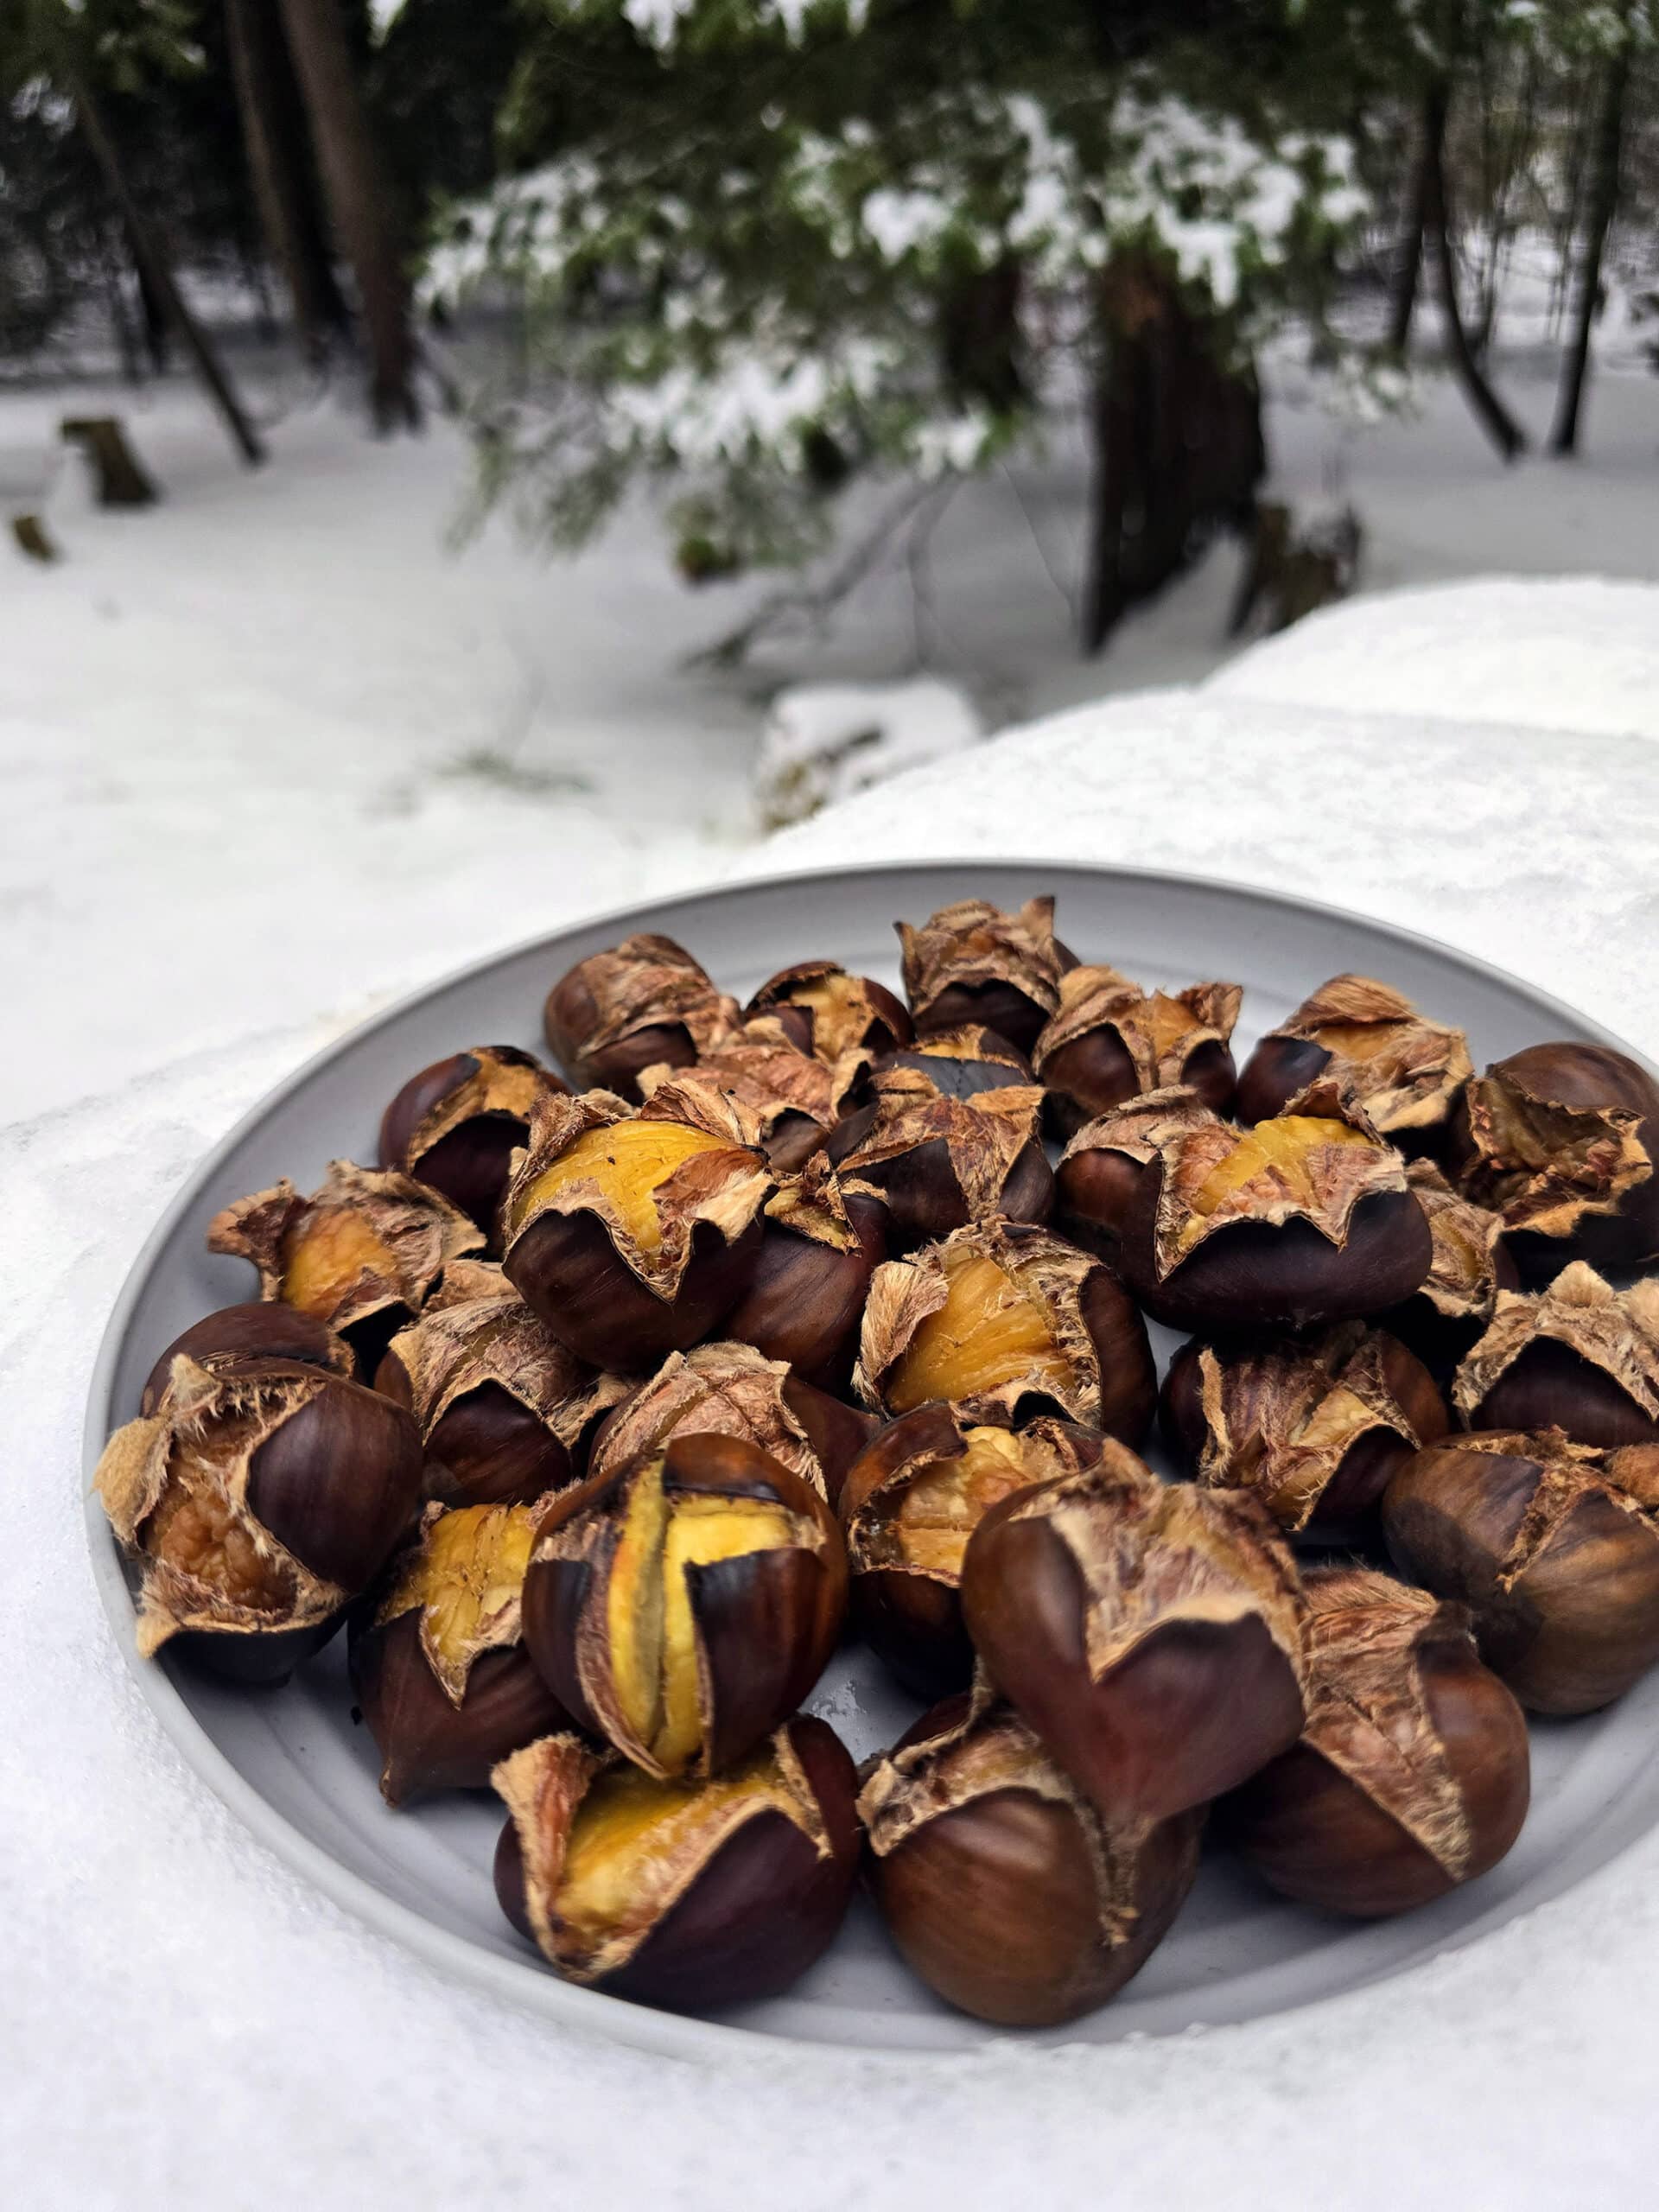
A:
841,1408,1102,1697
1219,1567,1529,1916
855,1217,1155,1444
1104,1085,1432,1332
521,1431,846,1778
869,1023,1033,1099
825,1063,1051,1246
207,1159,484,1371
139,1302,353,1414
1160,1324,1448,1541
373,1264,627,1507
1454,1263,1659,1447
586,1340,874,1506
350,1497,570,1802
1383,1430,1659,1713
1054,1088,1213,1260
641,1020,845,1173
378,1046,565,1247
721,1158,887,1393
860,1690,1201,2025
95,1355,423,1681
500,1077,771,1368
898,895,1073,1053
744,961,912,1064
543,933,741,1100
1236,976,1471,1150
1449,1042,1659,1277
493,1716,860,2008
1380,1159,1517,1376
1033,967,1240,1135
960,1440,1308,1826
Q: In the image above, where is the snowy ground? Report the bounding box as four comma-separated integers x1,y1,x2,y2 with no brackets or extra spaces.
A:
2,334,1656,1120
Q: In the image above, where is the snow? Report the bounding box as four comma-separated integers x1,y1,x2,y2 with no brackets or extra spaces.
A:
753,675,983,828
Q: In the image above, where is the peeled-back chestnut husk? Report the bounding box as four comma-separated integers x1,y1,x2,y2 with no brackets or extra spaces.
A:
841,1408,1103,1698
744,960,912,1065
1054,1087,1216,1261
1236,976,1472,1151
1380,1159,1517,1376
1033,967,1241,1136
1098,1082,1432,1332
521,1431,846,1779
825,1062,1052,1246
378,1046,567,1247
586,1341,874,1509
1219,1567,1529,1916
639,1018,847,1173
898,895,1073,1053
1453,1264,1659,1447
542,933,740,1100
1160,1324,1448,1542
350,1497,571,1802
95,1355,423,1682
207,1159,484,1373
860,1687,1201,2025
1448,1042,1659,1278
868,1023,1034,1099
139,1302,353,1415
721,1157,887,1394
855,1217,1155,1445
499,1077,771,1369
1383,1430,1659,1713
960,1440,1308,1827
373,1262,629,1507
492,1716,860,2009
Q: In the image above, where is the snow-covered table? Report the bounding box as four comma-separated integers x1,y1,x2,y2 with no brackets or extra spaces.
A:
6,579,1659,2208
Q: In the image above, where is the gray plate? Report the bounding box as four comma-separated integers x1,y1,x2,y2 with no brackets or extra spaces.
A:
84,859,1659,2061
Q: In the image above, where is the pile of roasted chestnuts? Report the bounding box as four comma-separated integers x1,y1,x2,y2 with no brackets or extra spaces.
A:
97,896,1659,2028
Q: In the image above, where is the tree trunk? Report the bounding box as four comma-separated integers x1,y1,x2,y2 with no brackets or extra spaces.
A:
61,416,162,506
276,0,418,429
1080,256,1264,655
1387,127,1432,353
1420,79,1526,463
224,0,351,365
1550,29,1630,456
72,81,266,467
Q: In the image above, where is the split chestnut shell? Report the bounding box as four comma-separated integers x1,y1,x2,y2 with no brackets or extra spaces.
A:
1236,976,1471,1148
520,1430,846,1780
744,960,912,1064
493,1716,861,2008
378,1046,566,1246
825,1062,1052,1246
543,933,740,1100
1220,1567,1529,1916
721,1158,887,1394
860,1690,1201,2025
139,1302,353,1415
1033,966,1241,1135
1453,1262,1659,1447
898,895,1073,1053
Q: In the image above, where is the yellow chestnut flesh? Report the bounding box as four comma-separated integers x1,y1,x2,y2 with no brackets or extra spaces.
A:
144,1404,296,1611
787,976,868,1061
280,1209,399,1319
402,1503,539,1675
1187,1116,1376,1222
606,1459,796,1773
556,1746,790,1944
508,1121,725,1252
886,1249,1070,1415
893,1427,1036,1576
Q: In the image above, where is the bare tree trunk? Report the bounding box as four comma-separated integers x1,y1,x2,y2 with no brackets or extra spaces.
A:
72,80,266,467
276,0,418,429
1550,26,1630,456
1080,256,1265,655
1387,125,1432,353
1420,79,1527,462
224,0,350,365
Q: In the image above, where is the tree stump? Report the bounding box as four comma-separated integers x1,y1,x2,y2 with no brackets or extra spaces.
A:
10,513,60,563
60,416,161,506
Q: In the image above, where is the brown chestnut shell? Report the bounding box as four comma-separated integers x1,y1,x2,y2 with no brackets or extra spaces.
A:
1034,968,1241,1136
826,1065,1052,1248
1453,1262,1659,1448
140,1303,353,1415
721,1161,887,1394
898,895,1073,1055
542,933,741,1100
378,1046,565,1245
1236,976,1472,1147
744,961,912,1065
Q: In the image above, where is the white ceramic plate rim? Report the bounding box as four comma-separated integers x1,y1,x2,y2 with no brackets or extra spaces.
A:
82,856,1659,2066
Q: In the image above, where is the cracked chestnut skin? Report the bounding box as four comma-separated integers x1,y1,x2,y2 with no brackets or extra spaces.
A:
1218,1571,1530,1917
861,1693,1202,2025
1118,1160,1433,1334
140,1303,353,1414
378,1047,564,1246
1449,1042,1659,1279
1382,1433,1659,1713
350,1607,571,1803
1465,1337,1659,1449
493,1715,861,2010
1160,1329,1448,1542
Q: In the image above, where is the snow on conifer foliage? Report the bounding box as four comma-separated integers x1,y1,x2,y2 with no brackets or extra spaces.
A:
420,3,1368,594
